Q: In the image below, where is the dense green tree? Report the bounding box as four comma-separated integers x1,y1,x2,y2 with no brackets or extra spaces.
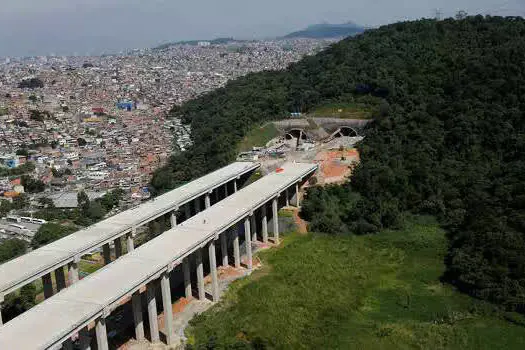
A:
99,188,125,211
15,149,29,157
21,175,45,193
86,201,105,221
77,190,90,212
38,197,55,209
0,199,12,217
31,223,75,249
77,137,87,146
151,16,525,311
0,239,27,263
1,284,36,323
0,162,35,177
18,78,44,89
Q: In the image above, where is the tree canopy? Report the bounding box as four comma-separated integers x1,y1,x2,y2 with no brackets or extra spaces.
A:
18,78,44,89
0,239,27,263
31,223,75,249
152,16,525,311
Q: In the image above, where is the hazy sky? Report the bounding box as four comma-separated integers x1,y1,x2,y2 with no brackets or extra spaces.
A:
0,0,523,57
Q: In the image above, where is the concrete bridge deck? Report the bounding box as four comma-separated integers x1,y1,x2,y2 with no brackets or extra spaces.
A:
0,162,317,349
0,162,259,297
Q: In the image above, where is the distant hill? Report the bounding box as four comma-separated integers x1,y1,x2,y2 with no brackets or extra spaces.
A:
282,22,365,39
152,16,525,314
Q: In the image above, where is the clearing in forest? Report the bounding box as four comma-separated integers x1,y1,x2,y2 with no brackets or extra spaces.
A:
186,216,525,349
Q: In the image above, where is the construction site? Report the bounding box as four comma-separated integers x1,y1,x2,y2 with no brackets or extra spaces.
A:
238,117,371,184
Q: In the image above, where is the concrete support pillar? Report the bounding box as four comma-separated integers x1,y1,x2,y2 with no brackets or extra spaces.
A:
42,272,54,299
244,217,253,270
160,272,175,345
233,225,241,268
95,317,109,350
295,183,300,207
208,241,220,302
224,184,228,198
221,231,229,266
184,204,191,220
146,283,160,343
261,204,268,243
132,291,145,341
195,197,201,213
126,230,135,253
205,193,211,209
114,237,123,258
250,214,257,242
272,198,279,244
196,249,205,300
233,180,238,192
214,189,219,203
183,257,192,299
170,210,177,227
102,243,111,264
68,259,79,285
285,188,290,207
55,267,66,292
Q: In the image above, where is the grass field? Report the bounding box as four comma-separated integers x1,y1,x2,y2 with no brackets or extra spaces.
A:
309,102,374,119
238,123,279,152
186,216,525,349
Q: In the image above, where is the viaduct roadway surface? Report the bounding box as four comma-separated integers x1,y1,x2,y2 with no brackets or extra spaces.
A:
0,162,317,349
0,161,259,297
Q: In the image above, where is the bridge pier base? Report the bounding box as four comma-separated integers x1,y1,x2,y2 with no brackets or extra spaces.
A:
127,230,135,252
55,267,66,292
261,204,268,243
195,197,201,213
209,241,219,302
102,243,111,264
196,249,205,300
68,259,79,285
184,204,192,220
183,257,192,298
160,272,175,345
272,198,279,244
114,237,123,258
42,273,54,299
170,210,177,227
294,183,300,207
250,214,257,242
221,231,228,266
205,193,211,209
132,291,145,341
95,317,108,350
244,217,252,270
147,283,160,343
233,224,241,268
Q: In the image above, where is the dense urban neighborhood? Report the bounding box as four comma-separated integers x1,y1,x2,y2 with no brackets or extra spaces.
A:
0,39,332,243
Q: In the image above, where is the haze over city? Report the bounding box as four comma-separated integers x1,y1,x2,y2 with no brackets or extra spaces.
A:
0,0,523,56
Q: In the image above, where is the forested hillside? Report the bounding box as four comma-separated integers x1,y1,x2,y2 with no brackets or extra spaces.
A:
152,16,525,311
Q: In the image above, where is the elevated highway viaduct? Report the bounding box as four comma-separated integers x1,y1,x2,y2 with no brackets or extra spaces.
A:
0,161,259,325
0,162,317,349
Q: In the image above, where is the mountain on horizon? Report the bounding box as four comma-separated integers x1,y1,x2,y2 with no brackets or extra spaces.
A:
283,21,365,39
